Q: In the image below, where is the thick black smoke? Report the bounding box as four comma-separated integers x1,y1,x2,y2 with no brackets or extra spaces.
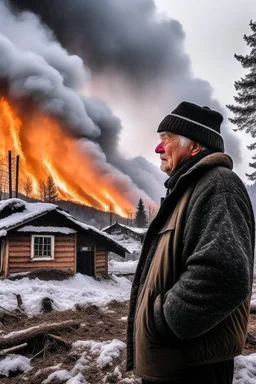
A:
7,0,242,165
7,0,188,83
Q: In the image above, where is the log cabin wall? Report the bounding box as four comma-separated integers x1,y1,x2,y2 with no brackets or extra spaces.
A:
95,246,108,276
7,232,76,275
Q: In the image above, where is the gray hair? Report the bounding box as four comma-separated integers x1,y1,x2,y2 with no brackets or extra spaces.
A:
162,131,208,151
178,135,192,147
178,135,208,151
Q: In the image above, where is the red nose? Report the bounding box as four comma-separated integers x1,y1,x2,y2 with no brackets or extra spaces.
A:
155,142,165,153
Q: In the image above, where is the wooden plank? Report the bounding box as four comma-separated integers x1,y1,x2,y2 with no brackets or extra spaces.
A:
10,260,74,266
54,251,74,256
9,251,30,256
9,245,31,253
9,254,74,260
95,259,106,264
95,260,106,265
9,264,75,272
74,233,77,273
9,259,30,264
95,258,105,262
55,248,74,252
9,260,74,267
4,238,9,277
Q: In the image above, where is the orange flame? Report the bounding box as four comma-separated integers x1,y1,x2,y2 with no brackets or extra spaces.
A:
0,97,136,217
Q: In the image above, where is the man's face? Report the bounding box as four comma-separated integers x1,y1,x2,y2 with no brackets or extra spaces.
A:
155,132,194,176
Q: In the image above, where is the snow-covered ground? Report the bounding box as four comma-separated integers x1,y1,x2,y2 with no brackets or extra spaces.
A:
109,260,138,275
0,273,131,315
0,271,256,383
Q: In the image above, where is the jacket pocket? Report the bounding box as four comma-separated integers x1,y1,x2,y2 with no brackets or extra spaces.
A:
153,294,180,345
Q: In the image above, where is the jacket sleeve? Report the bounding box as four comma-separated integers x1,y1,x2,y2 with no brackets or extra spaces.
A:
162,191,254,340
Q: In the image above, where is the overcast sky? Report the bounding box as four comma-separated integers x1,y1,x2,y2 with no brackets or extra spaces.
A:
153,0,256,179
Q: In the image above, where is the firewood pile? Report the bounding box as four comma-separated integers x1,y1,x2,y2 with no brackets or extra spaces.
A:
0,295,79,359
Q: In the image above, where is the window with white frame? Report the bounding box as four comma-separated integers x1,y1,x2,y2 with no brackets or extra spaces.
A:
31,235,54,260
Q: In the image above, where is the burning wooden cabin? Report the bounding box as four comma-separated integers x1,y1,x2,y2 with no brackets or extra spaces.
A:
0,199,129,278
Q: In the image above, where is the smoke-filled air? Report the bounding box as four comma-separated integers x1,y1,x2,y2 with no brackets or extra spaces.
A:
0,0,242,214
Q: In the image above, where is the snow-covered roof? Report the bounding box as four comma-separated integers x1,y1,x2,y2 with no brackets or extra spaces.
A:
0,199,130,255
102,222,147,235
17,226,77,234
0,198,57,231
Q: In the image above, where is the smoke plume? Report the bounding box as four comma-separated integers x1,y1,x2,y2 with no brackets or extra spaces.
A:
0,0,242,208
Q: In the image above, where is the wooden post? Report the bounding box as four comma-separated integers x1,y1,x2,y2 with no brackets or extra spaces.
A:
15,155,19,198
8,150,12,198
109,203,113,229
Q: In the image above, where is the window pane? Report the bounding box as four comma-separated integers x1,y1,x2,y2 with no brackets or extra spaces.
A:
33,237,52,258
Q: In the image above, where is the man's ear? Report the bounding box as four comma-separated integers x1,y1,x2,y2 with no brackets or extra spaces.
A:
191,141,202,157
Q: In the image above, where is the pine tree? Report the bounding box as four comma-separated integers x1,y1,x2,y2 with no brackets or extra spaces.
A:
46,175,58,202
38,176,58,202
227,20,256,180
23,177,33,199
38,179,47,202
134,198,147,228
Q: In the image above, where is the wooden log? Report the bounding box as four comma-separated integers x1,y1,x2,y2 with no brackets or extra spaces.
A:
0,305,24,319
0,343,27,356
48,333,71,348
0,320,80,348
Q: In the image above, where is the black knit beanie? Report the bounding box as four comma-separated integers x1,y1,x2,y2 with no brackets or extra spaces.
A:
157,101,224,152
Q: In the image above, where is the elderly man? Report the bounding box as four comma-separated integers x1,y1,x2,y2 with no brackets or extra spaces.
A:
126,101,255,384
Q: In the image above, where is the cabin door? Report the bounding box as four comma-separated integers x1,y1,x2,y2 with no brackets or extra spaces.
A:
77,245,95,276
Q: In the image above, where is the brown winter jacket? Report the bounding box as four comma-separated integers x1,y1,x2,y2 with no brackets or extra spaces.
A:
126,153,255,382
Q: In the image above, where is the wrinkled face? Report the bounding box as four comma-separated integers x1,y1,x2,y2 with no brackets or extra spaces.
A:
155,132,195,176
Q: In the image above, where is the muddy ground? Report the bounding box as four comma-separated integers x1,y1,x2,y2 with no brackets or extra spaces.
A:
0,271,255,383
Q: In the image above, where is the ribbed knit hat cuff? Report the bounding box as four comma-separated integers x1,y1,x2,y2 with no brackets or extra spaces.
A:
157,114,224,152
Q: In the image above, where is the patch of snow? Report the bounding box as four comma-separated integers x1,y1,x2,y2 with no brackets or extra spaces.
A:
250,278,256,310
0,199,26,213
0,200,57,231
72,339,126,369
66,373,87,384
234,354,256,383
0,354,31,377
17,226,77,234
0,273,131,315
109,260,138,274
42,369,72,383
